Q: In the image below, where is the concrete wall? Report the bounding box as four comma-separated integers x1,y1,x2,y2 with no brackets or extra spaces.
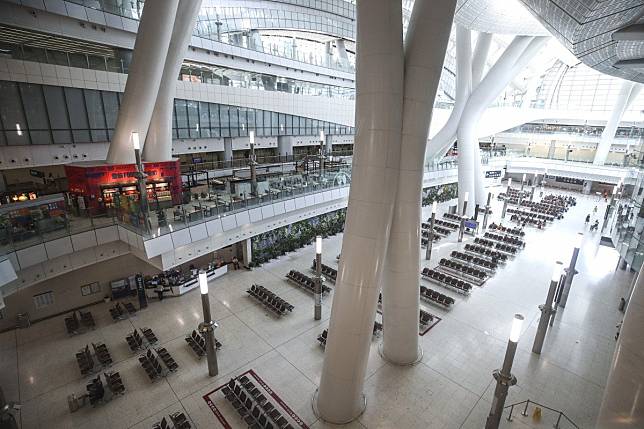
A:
0,254,158,331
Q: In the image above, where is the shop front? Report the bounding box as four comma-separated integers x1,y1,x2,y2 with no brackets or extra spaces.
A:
64,161,182,227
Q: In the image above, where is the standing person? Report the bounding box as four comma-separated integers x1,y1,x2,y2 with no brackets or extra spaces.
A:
155,283,164,301
593,205,598,214
232,256,240,270
585,214,590,225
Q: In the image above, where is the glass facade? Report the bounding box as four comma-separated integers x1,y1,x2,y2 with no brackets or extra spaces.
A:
0,81,354,146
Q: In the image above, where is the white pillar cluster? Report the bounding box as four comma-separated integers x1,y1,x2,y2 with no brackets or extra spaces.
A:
315,0,405,423
381,0,457,365
593,81,641,166
107,0,201,165
316,0,456,423
596,266,644,427
144,0,203,162
425,28,548,215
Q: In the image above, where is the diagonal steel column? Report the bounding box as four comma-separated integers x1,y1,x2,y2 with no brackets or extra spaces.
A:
144,0,203,162
314,0,404,423
106,0,179,164
381,0,457,365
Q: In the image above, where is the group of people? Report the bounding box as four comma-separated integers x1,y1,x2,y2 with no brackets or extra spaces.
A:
585,205,600,231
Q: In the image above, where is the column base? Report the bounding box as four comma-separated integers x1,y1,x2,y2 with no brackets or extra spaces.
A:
378,342,424,366
311,388,366,425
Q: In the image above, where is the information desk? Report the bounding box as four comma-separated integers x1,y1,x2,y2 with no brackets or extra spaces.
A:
145,265,228,298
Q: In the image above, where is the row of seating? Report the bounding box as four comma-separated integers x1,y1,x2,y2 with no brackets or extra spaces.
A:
510,214,546,228
126,329,145,352
139,349,165,381
65,310,96,335
421,235,441,247
484,232,525,248
420,285,455,307
423,225,452,236
185,329,222,358
156,347,179,372
434,218,460,230
488,223,525,237
507,207,555,222
464,243,507,263
86,372,125,405
542,194,576,208
421,268,473,293
443,213,462,222
247,284,294,316
318,320,383,348
419,309,434,326
311,260,337,282
103,371,125,396
450,251,497,271
439,258,487,280
286,270,331,295
109,302,137,321
474,237,519,255
76,345,94,375
222,375,294,429
92,342,113,366
154,412,192,429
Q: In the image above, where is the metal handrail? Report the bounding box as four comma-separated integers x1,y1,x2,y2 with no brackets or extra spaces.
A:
505,399,580,428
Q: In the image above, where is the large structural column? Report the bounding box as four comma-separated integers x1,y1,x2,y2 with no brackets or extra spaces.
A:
426,30,492,163
426,25,472,163
472,33,492,86
596,265,644,428
456,36,545,216
315,0,404,423
593,81,641,166
223,138,233,162
144,0,202,162
106,0,179,164
381,0,456,365
277,136,294,157
336,39,350,68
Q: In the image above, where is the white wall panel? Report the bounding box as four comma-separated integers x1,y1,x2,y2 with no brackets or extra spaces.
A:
221,214,237,231
71,230,98,251
144,235,174,258
249,208,263,223
189,224,208,242
44,236,73,260
261,205,274,219
16,244,48,269
206,218,223,236
235,211,251,227
171,229,192,247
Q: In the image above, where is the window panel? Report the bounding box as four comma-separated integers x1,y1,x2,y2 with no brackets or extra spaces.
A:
64,87,90,143
229,107,239,137
102,91,119,130
19,83,51,145
0,81,29,145
199,102,211,138
220,105,230,137
186,100,200,138
84,89,107,142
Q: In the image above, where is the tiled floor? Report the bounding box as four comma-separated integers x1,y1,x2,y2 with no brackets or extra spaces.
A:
0,187,631,428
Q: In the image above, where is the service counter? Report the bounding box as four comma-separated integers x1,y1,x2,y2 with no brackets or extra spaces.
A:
145,264,228,298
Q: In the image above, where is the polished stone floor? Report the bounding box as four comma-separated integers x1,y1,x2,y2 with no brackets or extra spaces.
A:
0,187,631,428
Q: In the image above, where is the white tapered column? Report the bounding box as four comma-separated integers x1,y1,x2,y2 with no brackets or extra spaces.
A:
472,32,492,85
315,0,404,423
144,0,202,162
426,25,472,162
593,81,641,166
106,0,179,164
596,264,644,427
457,36,543,216
381,0,456,365
426,30,491,163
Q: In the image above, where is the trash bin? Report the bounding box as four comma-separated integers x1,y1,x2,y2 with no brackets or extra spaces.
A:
16,313,30,329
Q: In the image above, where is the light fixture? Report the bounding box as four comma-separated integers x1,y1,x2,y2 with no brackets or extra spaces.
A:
199,271,208,294
463,192,469,202
509,313,524,343
16,123,22,136
574,233,583,249
551,261,563,282
319,130,325,142
613,185,618,195
132,131,140,150
508,178,512,186
432,201,437,214
316,235,322,255
249,130,255,145
169,224,174,232
522,173,526,182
